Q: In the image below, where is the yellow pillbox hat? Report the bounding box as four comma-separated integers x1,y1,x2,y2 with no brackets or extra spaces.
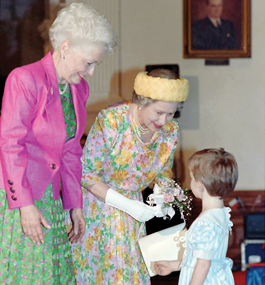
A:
134,71,189,102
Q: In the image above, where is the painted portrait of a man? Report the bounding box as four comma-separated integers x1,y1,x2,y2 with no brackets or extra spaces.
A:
192,0,240,50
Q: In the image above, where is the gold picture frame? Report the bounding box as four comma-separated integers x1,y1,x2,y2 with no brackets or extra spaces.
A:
183,0,251,58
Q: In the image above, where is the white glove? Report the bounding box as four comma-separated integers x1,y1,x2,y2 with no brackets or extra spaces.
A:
147,193,165,217
105,188,155,222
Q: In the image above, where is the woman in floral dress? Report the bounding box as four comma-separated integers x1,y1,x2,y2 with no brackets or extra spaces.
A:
71,68,189,284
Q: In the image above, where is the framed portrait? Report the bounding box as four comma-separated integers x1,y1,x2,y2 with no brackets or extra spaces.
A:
183,0,251,58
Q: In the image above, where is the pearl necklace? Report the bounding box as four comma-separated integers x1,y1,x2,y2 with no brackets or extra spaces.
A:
59,83,69,95
132,106,150,135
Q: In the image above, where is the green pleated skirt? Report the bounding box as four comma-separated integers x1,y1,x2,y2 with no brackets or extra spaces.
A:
0,185,76,285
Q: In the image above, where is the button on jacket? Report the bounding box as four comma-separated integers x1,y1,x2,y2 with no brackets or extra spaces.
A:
0,52,89,210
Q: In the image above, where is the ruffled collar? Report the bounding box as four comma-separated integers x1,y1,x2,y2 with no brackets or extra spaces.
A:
198,207,233,233
225,207,233,234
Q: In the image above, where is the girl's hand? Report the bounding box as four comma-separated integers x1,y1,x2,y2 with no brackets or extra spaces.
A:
154,260,181,276
20,204,51,245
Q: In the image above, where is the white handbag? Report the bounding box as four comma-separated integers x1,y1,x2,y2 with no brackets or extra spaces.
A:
138,222,187,277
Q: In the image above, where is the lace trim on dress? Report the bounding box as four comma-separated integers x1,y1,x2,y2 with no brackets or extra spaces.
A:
225,207,233,234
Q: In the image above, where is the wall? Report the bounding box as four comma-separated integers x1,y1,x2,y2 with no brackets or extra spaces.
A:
61,0,264,190
119,0,265,190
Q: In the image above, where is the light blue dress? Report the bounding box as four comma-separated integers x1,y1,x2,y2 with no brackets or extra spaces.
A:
178,207,235,285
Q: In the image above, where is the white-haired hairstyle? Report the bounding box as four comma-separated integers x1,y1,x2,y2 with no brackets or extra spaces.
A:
49,3,117,53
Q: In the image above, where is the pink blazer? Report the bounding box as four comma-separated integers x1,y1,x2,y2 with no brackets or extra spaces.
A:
0,52,89,210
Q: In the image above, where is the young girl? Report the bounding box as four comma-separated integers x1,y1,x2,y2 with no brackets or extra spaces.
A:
154,148,238,285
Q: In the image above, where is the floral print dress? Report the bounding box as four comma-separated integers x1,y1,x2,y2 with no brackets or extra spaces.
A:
71,102,179,285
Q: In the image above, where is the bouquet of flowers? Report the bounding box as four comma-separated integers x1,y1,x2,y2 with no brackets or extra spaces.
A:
147,179,193,221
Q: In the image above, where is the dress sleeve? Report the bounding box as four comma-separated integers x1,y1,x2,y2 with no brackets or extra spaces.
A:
190,220,224,260
81,109,118,187
155,120,179,184
155,150,175,183
0,68,36,208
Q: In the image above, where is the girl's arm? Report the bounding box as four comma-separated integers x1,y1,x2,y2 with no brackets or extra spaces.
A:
189,258,211,285
154,260,181,276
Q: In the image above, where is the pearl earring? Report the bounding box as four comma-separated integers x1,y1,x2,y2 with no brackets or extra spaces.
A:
60,54,65,59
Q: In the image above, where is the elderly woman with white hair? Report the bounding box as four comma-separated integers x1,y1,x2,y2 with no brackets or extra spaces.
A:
0,3,117,284
72,68,189,284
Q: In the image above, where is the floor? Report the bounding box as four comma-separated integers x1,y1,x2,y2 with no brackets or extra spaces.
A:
151,272,179,285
